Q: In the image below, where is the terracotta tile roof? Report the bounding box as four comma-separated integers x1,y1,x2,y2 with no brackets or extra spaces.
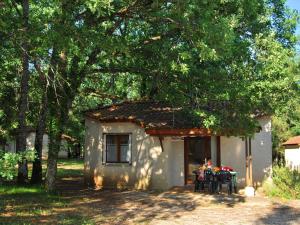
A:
85,101,197,129
283,136,300,146
85,100,268,130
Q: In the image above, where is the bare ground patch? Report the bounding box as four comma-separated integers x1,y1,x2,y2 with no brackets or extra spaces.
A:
55,178,300,225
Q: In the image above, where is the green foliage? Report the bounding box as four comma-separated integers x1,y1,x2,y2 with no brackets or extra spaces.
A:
0,150,21,181
0,0,298,138
271,61,300,158
22,148,37,162
0,149,36,181
263,165,300,199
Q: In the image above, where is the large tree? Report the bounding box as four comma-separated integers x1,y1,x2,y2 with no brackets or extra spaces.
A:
15,0,30,183
1,0,298,190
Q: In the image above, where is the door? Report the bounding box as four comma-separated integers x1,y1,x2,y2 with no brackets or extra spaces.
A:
184,137,211,184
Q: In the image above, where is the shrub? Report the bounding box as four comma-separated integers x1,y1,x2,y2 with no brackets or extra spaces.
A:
0,149,36,182
263,165,300,199
0,150,21,181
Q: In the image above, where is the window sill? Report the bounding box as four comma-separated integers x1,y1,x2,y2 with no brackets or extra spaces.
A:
103,162,132,167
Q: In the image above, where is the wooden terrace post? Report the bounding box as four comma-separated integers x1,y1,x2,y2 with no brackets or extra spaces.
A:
216,136,221,167
245,137,249,186
245,136,254,196
249,137,253,186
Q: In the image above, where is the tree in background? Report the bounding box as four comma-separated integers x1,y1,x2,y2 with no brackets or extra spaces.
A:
0,0,31,183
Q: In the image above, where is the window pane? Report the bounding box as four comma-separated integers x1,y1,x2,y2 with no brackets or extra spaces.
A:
106,135,117,162
106,134,130,163
119,135,129,145
120,144,129,162
120,135,130,162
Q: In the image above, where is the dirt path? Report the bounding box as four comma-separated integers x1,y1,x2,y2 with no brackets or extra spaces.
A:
57,177,300,225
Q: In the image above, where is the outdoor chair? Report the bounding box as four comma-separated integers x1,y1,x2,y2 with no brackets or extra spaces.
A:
216,170,232,195
231,172,238,194
194,169,215,193
193,170,201,192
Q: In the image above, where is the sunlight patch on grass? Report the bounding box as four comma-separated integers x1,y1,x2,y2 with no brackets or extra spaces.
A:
57,159,84,178
0,185,44,195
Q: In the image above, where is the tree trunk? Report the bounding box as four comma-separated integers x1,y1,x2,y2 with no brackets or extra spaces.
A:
140,75,147,97
45,132,61,192
16,0,30,184
31,91,48,184
45,100,70,192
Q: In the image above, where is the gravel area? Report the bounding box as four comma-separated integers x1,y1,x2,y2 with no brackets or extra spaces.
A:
58,180,300,225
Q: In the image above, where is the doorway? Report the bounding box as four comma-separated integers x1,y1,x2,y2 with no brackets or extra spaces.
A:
184,137,211,184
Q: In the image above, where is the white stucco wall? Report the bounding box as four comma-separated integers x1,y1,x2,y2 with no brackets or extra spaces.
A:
251,117,272,185
285,147,300,171
84,120,186,190
167,138,185,187
5,140,16,153
5,132,48,155
221,136,246,186
5,132,68,159
221,117,272,187
84,117,272,190
43,138,68,159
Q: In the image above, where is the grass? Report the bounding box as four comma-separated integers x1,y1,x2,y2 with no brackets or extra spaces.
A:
262,178,292,199
24,158,84,178
0,159,94,225
56,159,84,178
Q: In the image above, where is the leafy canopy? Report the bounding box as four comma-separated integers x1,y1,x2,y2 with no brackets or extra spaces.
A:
0,0,299,141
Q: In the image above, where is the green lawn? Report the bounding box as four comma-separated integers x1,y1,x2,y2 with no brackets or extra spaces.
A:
56,159,84,178
26,159,84,178
0,159,93,225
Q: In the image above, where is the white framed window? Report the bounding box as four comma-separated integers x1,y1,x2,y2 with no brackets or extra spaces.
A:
103,134,131,164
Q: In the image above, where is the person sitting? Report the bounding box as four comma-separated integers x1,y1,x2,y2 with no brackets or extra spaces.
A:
207,159,213,169
197,164,205,181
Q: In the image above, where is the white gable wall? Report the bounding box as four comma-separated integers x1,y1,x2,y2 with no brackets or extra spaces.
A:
251,117,272,185
285,146,300,171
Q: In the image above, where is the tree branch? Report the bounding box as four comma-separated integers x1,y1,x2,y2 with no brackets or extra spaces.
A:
89,67,145,74
80,88,122,100
10,0,22,17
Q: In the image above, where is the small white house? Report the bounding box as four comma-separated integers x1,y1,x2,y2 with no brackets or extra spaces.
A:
84,101,272,190
5,128,69,159
283,136,300,171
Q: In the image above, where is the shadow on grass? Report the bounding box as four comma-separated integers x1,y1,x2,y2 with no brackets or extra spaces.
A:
0,184,93,225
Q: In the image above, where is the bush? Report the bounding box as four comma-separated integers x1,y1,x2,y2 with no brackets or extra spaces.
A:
0,151,21,181
263,165,300,199
0,149,36,181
